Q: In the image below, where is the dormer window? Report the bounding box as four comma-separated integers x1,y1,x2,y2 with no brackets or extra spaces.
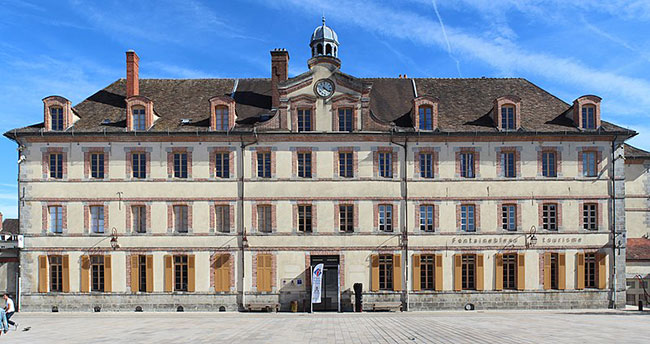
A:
573,95,601,130
50,107,64,131
132,107,146,131
412,96,439,131
126,96,154,131
582,105,596,129
501,105,516,130
215,106,229,131
418,106,434,130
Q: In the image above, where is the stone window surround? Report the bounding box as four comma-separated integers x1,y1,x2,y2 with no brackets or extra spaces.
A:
330,94,360,132
290,94,317,132
43,96,73,131
572,95,601,130
292,201,317,233
41,147,68,180
125,96,154,131
41,202,68,235
82,147,110,180
412,95,439,131
209,96,236,131
167,202,193,234
210,201,236,234
125,202,152,234
291,147,318,179
493,95,521,131
83,202,110,235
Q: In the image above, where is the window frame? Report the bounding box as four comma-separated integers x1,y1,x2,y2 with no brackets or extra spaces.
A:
378,254,394,291
132,152,146,179
132,205,147,234
419,153,434,178
502,254,517,290
214,152,230,178
418,106,434,130
542,151,557,177
542,203,558,231
138,255,147,292
420,254,436,290
49,255,63,292
460,205,476,232
461,254,476,290
297,108,312,132
583,203,598,231
501,204,517,231
460,152,475,178
90,255,105,292
174,205,189,233
49,205,63,234
339,152,353,178
550,253,559,290
501,105,516,130
257,205,272,233
501,151,516,178
90,153,105,179
297,152,312,178
419,205,434,232
214,106,229,131
49,153,64,179
174,255,189,292
584,253,597,288
215,205,230,233
339,205,354,232
378,152,393,178
338,108,353,132
297,205,312,233
257,152,272,178
173,153,188,179
581,105,596,129
90,205,105,234
378,204,393,232
582,151,597,177
50,106,64,131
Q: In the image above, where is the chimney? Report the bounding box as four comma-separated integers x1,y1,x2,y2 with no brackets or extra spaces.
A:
126,50,140,98
270,49,289,109
0,212,3,231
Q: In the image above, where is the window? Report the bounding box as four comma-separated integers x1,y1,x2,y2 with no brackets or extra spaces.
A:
502,254,517,290
420,205,434,232
132,206,146,233
49,153,63,179
50,107,64,131
585,253,597,288
90,153,104,179
297,152,312,178
501,152,515,178
420,153,433,178
173,153,188,178
215,152,229,178
339,152,353,178
501,105,515,130
420,254,436,290
419,106,433,130
257,152,271,178
91,255,105,292
297,109,312,132
501,204,516,231
338,108,353,132
49,256,63,292
582,105,596,129
460,152,475,178
582,151,597,177
257,205,272,233
174,255,189,292
49,206,63,233
138,255,147,292
549,253,559,290
378,152,392,178
132,108,146,131
542,204,557,231
583,203,598,230
461,254,476,290
174,205,189,233
298,205,312,233
339,205,354,232
90,206,105,233
378,254,393,290
542,151,557,177
460,205,475,232
215,106,229,131
378,204,393,232
132,153,146,179
215,205,230,233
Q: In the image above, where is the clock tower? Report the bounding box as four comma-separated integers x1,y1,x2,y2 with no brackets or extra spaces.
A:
308,16,341,70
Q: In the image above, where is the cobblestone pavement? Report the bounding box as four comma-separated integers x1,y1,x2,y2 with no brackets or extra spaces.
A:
1,309,647,343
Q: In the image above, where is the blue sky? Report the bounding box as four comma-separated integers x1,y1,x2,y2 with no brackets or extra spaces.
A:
1,0,649,219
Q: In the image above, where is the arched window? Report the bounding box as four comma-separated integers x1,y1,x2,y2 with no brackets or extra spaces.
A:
581,105,596,129
501,105,516,130
215,106,229,131
317,44,323,55
326,44,332,55
418,106,433,130
50,106,64,131
132,106,146,131
333,46,337,57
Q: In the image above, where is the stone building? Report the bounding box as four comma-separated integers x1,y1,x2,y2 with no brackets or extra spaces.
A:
4,20,639,312
0,213,20,298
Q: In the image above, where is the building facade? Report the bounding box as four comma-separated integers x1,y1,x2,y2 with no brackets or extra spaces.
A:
5,21,637,312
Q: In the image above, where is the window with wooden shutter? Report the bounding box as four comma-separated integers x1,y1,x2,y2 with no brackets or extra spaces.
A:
38,255,48,293
516,253,525,290
495,254,503,291
393,254,402,291
558,253,566,290
435,254,443,291
62,255,70,293
130,255,139,293
80,255,90,292
576,252,585,290
257,254,272,292
412,254,421,291
597,253,607,289
49,256,63,292
215,254,231,292
454,254,462,291
164,255,173,292
371,254,379,292
188,255,195,292
543,253,551,290
476,254,484,291
146,255,154,293
102,255,111,292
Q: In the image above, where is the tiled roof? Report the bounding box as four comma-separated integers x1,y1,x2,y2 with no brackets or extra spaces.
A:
5,76,635,136
625,144,650,160
1,219,18,234
628,238,650,261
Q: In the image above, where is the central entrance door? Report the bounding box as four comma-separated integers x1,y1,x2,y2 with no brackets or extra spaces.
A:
311,255,340,312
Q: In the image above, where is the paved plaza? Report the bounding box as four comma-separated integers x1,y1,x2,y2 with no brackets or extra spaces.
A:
1,309,647,343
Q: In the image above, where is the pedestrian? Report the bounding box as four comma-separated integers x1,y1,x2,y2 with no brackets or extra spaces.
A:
0,307,7,335
3,294,16,331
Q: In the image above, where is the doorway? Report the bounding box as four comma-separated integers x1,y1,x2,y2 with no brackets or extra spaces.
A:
311,255,340,312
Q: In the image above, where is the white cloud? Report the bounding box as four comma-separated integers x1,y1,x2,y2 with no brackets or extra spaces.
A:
145,62,215,79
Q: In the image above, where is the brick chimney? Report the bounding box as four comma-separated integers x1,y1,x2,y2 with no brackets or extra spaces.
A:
0,212,3,231
126,50,140,98
270,49,289,109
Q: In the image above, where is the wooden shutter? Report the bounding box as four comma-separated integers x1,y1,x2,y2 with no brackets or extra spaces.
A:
476,254,484,291
164,255,173,292
104,255,112,292
188,255,196,292
495,254,503,291
453,254,462,291
130,255,139,293
543,253,551,290
576,252,585,290
558,253,566,290
38,255,48,293
370,254,379,292
62,255,70,293
80,255,90,293
257,254,272,292
597,253,607,289
412,254,421,291
517,253,525,291
221,254,232,292
146,255,154,293
435,254,443,291
393,254,402,291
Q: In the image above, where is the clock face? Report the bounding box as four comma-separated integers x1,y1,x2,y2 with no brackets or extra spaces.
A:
315,79,334,98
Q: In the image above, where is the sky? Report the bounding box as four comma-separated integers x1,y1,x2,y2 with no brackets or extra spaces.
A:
0,0,649,219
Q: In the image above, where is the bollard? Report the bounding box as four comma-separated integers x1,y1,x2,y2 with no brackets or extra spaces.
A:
639,300,644,311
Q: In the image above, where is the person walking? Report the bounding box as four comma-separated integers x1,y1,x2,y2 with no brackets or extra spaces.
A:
0,307,7,335
3,294,16,331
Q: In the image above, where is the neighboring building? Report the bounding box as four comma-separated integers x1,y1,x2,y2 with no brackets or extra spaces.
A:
4,20,638,312
0,213,20,299
624,144,650,306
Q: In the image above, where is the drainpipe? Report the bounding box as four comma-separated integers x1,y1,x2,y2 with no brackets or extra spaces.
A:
610,135,619,308
239,128,258,311
391,129,408,311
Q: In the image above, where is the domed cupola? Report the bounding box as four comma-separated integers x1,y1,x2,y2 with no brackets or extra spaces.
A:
310,16,339,59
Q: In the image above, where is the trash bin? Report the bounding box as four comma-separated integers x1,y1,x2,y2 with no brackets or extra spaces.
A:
291,300,298,313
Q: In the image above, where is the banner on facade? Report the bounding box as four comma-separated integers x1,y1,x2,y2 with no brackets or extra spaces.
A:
311,263,324,304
